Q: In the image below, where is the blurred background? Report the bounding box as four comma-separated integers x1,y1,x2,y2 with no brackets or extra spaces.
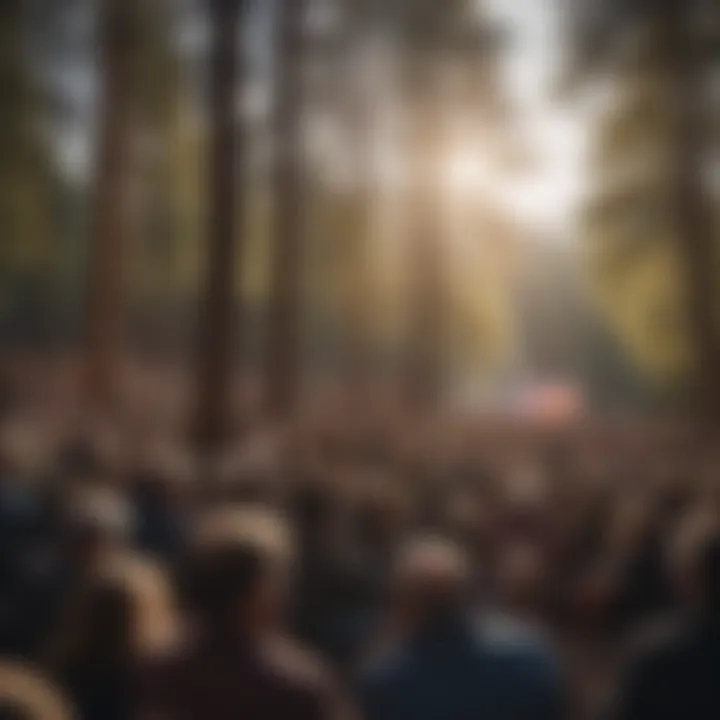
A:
2,4,720,720
1,0,716,440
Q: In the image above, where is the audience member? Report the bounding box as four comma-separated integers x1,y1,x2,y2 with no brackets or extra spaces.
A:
139,540,349,720
359,537,561,720
613,536,720,720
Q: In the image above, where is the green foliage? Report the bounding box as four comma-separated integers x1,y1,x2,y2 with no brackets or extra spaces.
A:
583,21,719,383
0,2,56,325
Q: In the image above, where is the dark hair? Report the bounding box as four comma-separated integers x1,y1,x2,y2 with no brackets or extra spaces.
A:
52,579,136,672
290,481,334,538
177,543,264,629
132,470,171,506
56,437,104,479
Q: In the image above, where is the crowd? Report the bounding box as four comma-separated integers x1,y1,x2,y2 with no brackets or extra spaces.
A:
0,410,719,720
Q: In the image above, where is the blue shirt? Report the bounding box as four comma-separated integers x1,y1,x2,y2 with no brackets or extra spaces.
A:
359,614,561,720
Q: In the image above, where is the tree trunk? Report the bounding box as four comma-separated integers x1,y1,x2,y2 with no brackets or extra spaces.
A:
343,2,378,398
344,180,374,394
265,0,308,418
405,99,445,410
193,0,244,453
664,0,720,423
83,0,137,416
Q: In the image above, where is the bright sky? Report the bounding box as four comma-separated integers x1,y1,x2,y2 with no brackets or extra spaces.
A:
54,0,589,245
483,0,588,241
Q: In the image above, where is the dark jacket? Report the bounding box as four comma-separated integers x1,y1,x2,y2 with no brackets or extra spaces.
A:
614,617,720,720
140,634,346,720
62,663,133,720
359,613,561,720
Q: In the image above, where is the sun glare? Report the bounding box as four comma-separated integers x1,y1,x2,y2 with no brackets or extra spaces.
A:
442,150,497,195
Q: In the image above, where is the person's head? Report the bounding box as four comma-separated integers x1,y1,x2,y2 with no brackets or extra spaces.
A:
289,479,335,543
63,487,133,571
495,542,548,617
56,436,103,482
194,506,292,572
63,522,112,573
87,580,135,653
356,483,408,545
52,579,136,670
131,469,173,509
178,541,277,639
392,537,470,634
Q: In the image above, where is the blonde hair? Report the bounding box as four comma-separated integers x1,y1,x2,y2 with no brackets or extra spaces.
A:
0,662,72,720
394,536,470,589
194,505,294,579
103,552,179,655
49,550,179,667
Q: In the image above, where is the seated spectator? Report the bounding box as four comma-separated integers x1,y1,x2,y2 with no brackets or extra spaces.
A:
139,540,349,720
359,537,561,720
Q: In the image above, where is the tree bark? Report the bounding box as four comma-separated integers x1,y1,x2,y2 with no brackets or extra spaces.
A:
83,0,137,416
193,0,244,453
265,0,308,418
664,0,720,423
343,2,379,397
405,96,445,411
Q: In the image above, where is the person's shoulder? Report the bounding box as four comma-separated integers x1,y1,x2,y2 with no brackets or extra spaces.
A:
137,635,195,697
625,616,708,681
358,636,409,690
624,615,685,662
478,613,556,659
261,636,355,718
475,612,559,686
260,635,332,693
614,617,696,719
